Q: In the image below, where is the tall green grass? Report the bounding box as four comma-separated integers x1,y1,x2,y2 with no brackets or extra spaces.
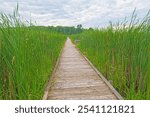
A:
0,9,66,99
71,11,150,99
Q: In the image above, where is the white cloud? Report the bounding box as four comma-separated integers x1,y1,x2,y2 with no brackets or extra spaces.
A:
0,0,149,27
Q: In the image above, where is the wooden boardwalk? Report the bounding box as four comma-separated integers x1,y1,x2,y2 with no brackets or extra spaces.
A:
43,38,123,100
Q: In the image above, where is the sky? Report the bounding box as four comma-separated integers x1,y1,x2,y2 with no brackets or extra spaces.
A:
0,0,150,28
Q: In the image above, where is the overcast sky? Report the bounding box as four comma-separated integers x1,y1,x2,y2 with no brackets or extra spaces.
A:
0,0,150,28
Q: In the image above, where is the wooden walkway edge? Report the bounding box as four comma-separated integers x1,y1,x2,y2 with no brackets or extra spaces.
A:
42,43,64,100
77,49,123,100
43,38,123,100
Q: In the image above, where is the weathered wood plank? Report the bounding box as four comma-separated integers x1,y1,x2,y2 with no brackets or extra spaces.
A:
44,38,123,100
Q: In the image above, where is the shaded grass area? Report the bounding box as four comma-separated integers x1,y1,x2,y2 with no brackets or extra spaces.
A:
0,10,66,99
71,11,150,99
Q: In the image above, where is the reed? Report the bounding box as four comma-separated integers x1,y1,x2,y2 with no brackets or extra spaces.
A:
0,9,66,99
71,11,150,99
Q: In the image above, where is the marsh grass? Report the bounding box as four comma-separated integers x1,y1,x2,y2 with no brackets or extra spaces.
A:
71,11,150,99
0,8,66,99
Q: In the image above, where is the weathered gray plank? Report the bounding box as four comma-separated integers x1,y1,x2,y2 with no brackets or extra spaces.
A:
45,38,122,100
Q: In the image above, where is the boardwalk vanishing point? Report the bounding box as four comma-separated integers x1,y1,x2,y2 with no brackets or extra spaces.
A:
43,38,123,100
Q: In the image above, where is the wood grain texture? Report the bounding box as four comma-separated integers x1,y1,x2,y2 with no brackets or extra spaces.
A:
47,38,121,100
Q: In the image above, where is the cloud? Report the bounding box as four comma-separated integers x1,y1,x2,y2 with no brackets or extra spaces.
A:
0,0,150,27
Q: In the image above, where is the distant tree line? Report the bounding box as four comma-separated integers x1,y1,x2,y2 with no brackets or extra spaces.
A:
31,24,84,35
